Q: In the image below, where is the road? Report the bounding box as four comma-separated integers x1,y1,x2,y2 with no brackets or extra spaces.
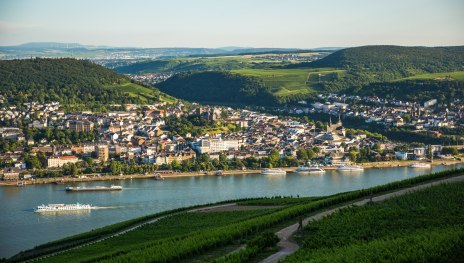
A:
261,175,464,263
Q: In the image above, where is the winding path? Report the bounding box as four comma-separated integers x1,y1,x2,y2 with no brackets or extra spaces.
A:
261,175,464,263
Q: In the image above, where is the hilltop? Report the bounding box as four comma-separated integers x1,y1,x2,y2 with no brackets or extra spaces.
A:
0,58,170,111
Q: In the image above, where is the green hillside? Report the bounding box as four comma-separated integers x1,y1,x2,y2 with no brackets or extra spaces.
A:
231,68,346,102
303,45,464,74
0,58,169,111
156,71,276,105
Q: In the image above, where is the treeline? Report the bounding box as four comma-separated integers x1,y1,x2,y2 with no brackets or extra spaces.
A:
0,58,148,110
156,71,276,105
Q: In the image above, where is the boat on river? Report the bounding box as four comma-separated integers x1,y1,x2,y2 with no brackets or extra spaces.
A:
35,203,92,213
337,164,364,172
261,169,287,175
293,166,326,174
65,185,123,192
409,162,431,168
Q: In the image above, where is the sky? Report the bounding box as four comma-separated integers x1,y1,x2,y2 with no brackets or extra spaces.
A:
0,0,463,48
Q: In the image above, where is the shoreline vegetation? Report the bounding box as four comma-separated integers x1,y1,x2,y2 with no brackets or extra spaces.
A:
9,168,464,262
1,159,462,186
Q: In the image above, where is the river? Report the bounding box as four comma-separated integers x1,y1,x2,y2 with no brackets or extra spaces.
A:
0,163,462,258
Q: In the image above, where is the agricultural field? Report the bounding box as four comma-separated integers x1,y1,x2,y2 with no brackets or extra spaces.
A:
284,182,464,263
398,71,464,81
38,209,278,263
231,68,346,98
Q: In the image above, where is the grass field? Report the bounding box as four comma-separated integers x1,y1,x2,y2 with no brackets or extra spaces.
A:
398,71,464,81
231,68,346,98
107,82,175,103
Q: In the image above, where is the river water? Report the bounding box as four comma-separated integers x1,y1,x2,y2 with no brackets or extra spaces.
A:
0,164,462,258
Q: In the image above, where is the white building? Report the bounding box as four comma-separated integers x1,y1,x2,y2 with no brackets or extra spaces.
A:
424,99,437,108
47,156,80,168
191,138,239,154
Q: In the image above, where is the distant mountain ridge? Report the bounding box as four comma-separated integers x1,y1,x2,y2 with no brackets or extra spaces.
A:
0,42,306,59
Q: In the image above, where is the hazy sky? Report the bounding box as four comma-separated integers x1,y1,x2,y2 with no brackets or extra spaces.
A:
0,0,463,48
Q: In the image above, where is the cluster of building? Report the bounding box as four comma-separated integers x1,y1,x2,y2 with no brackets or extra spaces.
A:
127,72,174,85
0,98,459,180
292,94,464,130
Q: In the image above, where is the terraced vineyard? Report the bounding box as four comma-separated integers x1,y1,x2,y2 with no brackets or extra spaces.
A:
284,182,464,263
231,68,346,99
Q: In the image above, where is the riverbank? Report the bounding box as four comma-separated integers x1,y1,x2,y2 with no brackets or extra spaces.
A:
1,159,462,186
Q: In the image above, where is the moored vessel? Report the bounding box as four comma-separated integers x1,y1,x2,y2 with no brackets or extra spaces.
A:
409,162,431,168
260,169,287,175
293,165,326,174
65,185,123,192
153,173,165,180
35,203,92,213
336,164,364,172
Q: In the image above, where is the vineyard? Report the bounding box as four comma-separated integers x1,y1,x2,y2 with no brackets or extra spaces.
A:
14,168,464,263
284,182,464,262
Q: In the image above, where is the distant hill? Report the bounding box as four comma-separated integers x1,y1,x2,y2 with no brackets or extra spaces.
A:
154,45,464,105
0,58,167,111
298,45,464,78
156,71,275,105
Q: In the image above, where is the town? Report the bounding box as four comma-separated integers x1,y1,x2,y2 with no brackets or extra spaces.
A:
0,95,461,182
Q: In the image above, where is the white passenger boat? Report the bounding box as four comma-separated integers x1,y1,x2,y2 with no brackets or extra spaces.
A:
65,185,123,192
293,166,326,174
409,162,431,168
260,169,287,175
336,164,364,172
35,203,93,213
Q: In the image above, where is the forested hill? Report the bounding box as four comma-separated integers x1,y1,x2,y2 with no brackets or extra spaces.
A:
156,71,276,105
303,45,464,73
0,58,162,110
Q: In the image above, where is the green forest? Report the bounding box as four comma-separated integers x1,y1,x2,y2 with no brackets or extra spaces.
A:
0,58,163,111
156,71,276,105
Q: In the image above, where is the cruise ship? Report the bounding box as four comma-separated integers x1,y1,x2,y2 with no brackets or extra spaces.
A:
293,166,326,174
65,185,123,192
35,203,92,213
260,169,287,175
336,164,364,172
409,162,431,168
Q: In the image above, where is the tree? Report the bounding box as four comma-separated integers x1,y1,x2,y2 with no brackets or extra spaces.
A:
306,149,316,160
296,149,308,161
268,149,280,167
349,151,359,162
441,147,458,156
